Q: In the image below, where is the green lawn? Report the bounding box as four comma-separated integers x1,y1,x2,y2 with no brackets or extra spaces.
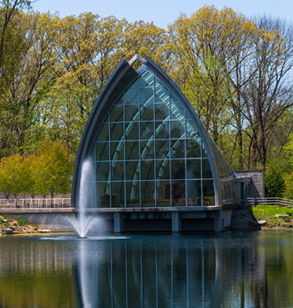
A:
252,204,293,228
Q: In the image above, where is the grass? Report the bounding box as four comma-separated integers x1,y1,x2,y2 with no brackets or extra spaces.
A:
252,204,293,228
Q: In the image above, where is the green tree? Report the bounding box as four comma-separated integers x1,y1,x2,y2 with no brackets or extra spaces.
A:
0,10,57,157
31,141,73,198
0,154,26,198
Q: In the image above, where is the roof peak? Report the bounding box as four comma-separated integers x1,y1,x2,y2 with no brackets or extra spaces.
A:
128,54,147,66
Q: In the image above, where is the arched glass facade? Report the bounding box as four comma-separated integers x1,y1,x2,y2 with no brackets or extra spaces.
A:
91,69,215,208
72,55,240,210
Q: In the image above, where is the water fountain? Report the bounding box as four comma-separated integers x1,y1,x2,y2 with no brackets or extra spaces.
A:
68,159,105,238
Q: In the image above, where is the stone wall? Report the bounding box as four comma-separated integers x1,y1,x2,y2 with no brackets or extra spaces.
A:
234,170,265,199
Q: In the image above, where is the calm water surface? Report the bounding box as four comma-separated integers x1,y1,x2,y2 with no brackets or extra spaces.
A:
0,231,292,308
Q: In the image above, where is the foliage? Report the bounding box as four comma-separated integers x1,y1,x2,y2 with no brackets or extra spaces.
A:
0,141,73,198
0,154,28,198
0,3,292,190
252,204,293,216
29,141,73,197
16,216,28,226
283,172,293,199
265,168,285,197
252,204,293,228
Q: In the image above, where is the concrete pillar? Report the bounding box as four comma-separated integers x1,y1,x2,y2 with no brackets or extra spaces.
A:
172,212,181,232
114,212,124,233
214,211,223,231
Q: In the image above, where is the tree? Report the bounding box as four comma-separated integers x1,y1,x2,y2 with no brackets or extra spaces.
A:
265,168,285,197
31,141,73,198
283,132,293,198
0,154,26,198
0,0,31,69
0,11,57,157
167,6,256,158
233,17,293,169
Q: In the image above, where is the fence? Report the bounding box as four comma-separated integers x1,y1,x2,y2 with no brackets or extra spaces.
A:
0,198,72,209
246,197,293,208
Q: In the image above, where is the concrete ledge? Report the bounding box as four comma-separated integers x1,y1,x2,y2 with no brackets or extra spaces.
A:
77,206,222,213
0,208,76,214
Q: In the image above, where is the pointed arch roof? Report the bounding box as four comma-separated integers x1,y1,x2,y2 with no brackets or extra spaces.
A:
71,55,234,207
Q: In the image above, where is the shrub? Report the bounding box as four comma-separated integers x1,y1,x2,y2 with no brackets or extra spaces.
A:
16,217,28,227
265,169,285,197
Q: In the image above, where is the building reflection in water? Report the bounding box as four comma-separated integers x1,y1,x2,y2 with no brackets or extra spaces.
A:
72,234,268,308
0,233,291,308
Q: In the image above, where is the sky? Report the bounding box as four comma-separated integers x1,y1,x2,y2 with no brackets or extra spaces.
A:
32,0,293,29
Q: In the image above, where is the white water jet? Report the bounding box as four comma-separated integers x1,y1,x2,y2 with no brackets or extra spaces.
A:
68,159,105,238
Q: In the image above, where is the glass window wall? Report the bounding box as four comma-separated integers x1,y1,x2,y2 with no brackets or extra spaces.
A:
91,69,215,207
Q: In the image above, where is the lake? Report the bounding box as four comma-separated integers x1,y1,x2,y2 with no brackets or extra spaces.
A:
0,231,292,308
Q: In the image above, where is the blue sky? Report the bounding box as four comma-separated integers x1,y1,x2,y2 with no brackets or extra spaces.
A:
32,0,293,29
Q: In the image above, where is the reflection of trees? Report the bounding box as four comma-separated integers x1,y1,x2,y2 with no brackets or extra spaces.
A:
0,233,291,308
0,238,76,308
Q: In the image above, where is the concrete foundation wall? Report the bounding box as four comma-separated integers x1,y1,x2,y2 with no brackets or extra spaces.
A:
1,207,235,233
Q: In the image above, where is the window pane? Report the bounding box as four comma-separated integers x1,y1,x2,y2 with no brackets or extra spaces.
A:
125,122,139,141
171,180,185,206
186,120,199,138
125,141,139,160
111,182,124,207
156,159,170,180
139,88,153,104
170,101,184,118
111,161,124,181
202,159,213,178
126,181,140,207
171,139,185,159
187,159,201,179
202,140,208,157
203,180,215,206
156,140,169,159
125,105,139,122
141,160,155,180
97,123,109,141
140,71,154,87
155,87,169,102
124,88,138,104
186,138,201,158
110,142,124,160
96,182,110,207
171,159,185,180
156,180,170,206
141,140,154,159
170,92,179,103
140,121,154,140
155,121,169,139
140,102,153,121
155,103,169,120
171,120,185,139
141,181,155,207
110,104,123,122
96,162,109,181
110,123,124,141
95,142,109,161
126,160,139,181
187,180,201,206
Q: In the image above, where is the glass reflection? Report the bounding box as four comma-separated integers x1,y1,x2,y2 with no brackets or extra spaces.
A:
72,233,291,308
0,233,292,307
90,68,219,207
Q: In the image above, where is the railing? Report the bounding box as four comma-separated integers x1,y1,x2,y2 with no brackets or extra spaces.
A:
0,198,72,209
246,197,293,208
